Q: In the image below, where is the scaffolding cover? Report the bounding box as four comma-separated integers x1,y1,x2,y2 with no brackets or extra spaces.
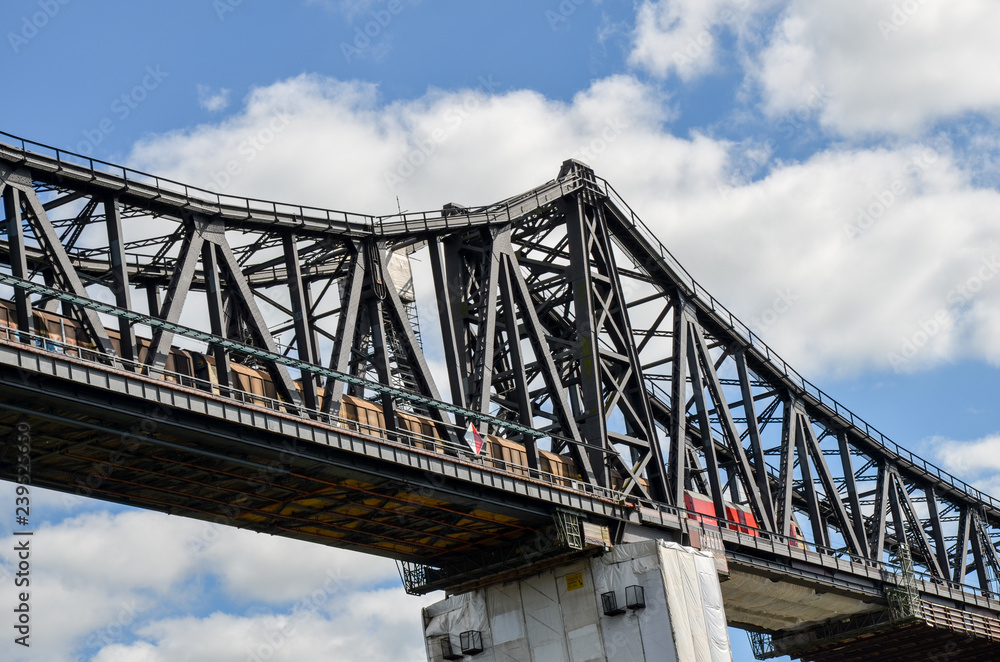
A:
422,540,733,661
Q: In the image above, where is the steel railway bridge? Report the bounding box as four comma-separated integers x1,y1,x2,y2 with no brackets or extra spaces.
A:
2,131,1000,660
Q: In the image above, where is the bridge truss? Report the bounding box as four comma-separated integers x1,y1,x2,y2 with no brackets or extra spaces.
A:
2,132,1000,657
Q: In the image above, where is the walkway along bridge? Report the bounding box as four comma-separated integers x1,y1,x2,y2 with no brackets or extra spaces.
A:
2,131,1000,660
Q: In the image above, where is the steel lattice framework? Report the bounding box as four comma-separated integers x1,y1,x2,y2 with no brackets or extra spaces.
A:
3,132,1000,648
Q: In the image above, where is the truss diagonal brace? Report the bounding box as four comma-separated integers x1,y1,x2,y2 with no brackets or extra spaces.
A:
17,184,116,355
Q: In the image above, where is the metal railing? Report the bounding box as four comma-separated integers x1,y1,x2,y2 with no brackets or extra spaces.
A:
595,174,1000,514
4,130,1000,580
7,323,1000,606
0,132,378,231
0,324,624,502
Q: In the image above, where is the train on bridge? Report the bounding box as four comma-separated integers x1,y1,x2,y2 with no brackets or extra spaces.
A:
0,295,798,542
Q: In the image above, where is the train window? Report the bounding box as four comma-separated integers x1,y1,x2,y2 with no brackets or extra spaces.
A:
230,370,246,392
174,352,192,378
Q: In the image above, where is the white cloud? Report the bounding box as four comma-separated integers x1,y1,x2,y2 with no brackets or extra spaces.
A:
629,0,770,80
197,85,231,113
751,0,1000,134
932,434,1000,496
197,525,399,603
89,590,436,662
123,74,1000,379
0,495,432,662
933,434,1000,476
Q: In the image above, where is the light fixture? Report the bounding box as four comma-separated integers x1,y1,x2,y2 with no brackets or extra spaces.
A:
626,584,646,610
460,630,484,655
440,636,463,660
601,591,625,616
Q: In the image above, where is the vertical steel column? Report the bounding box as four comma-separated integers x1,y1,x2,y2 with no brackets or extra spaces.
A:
795,413,829,548
668,298,691,508
429,235,468,418
104,196,136,364
202,242,230,391
498,254,539,470
887,471,909,561
799,420,862,554
924,486,951,579
894,475,944,578
687,332,726,521
146,223,206,369
871,461,891,561
736,350,776,531
468,230,500,416
146,285,162,319
3,187,32,336
565,196,609,487
838,431,869,557
693,327,771,530
366,300,397,434
776,399,796,538
322,245,364,414
284,233,318,410
970,512,991,593
954,507,972,584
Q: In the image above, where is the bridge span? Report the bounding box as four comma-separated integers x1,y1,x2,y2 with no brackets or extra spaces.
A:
2,131,1000,660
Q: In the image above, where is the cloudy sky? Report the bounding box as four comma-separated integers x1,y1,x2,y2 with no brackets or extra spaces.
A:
3,1,1000,660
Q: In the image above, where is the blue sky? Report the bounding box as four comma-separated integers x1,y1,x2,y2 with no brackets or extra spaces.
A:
4,0,1000,660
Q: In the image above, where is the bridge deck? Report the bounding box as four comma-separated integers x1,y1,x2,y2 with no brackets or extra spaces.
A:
0,333,625,570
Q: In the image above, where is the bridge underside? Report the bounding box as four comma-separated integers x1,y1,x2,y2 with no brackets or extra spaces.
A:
764,604,1000,661
6,134,1000,661
0,339,616,578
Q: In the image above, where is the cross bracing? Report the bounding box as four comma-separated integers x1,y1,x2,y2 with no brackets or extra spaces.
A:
2,130,1000,604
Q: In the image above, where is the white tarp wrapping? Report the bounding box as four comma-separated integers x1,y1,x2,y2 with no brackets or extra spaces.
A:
522,571,570,662
658,542,733,662
424,591,489,638
592,540,678,662
423,592,492,662
487,582,530,661
422,541,731,662
555,564,605,662
694,551,732,661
